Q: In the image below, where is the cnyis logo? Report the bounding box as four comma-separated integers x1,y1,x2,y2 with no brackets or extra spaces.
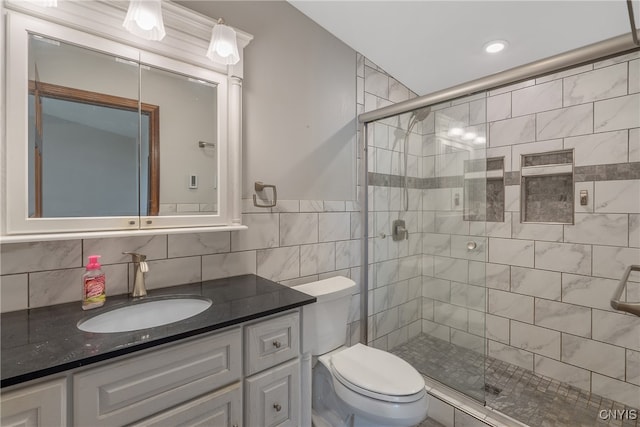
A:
598,409,638,421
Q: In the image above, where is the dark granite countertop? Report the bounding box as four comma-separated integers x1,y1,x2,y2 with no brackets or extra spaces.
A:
1,274,316,388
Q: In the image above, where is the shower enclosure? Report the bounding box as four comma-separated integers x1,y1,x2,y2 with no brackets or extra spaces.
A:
359,34,640,426
364,94,491,404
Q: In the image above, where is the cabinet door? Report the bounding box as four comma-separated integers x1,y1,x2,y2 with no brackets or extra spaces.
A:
245,359,300,427
0,378,66,427
131,382,242,427
74,328,241,426
245,312,299,375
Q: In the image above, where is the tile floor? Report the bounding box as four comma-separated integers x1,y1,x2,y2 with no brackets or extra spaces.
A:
393,334,639,427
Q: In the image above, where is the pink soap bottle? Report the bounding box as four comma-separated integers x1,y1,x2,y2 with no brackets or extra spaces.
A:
82,255,106,310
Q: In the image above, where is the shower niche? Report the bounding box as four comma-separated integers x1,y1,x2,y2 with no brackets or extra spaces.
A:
520,149,574,224
463,157,505,222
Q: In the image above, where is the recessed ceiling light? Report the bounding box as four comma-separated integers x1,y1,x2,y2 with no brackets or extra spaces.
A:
484,40,508,54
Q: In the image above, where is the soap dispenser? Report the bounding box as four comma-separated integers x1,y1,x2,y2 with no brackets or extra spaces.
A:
82,255,106,310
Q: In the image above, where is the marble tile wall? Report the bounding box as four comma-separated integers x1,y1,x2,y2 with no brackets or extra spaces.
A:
360,53,425,350
418,50,640,408
0,198,364,343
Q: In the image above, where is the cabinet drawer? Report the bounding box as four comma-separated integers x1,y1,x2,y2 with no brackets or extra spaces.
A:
245,359,300,427
0,378,66,427
74,328,241,427
131,382,242,427
245,312,299,375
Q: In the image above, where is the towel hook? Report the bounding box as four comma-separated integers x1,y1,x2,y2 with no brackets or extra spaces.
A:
253,181,277,208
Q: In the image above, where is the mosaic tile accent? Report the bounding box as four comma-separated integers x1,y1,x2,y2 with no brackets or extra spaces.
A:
504,171,521,186
463,157,505,223
393,334,640,427
369,164,640,189
574,162,640,182
463,179,505,223
522,174,574,223
522,150,573,167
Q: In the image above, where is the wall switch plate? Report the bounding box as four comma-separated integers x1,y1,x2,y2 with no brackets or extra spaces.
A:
189,174,198,189
580,190,588,206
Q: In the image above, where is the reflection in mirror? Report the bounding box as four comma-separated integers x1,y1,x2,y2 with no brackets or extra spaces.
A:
140,66,218,216
27,34,151,217
26,33,219,220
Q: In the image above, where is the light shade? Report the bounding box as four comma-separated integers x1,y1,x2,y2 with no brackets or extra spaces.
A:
123,0,166,41
206,20,240,65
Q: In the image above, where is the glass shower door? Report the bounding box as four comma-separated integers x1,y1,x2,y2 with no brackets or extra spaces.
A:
423,93,490,402
366,92,490,403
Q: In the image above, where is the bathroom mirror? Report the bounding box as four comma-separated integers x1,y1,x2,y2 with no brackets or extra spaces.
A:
27,35,218,219
3,6,246,237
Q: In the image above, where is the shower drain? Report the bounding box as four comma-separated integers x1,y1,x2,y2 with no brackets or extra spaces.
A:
484,383,502,396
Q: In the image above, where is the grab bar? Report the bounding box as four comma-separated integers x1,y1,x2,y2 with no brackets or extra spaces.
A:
610,265,640,316
252,181,277,208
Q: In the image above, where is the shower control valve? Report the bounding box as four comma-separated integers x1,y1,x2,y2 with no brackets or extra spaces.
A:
392,219,409,241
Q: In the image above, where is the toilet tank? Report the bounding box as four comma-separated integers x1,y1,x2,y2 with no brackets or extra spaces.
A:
293,276,357,356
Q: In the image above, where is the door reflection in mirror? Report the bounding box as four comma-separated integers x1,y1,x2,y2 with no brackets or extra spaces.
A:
28,84,158,217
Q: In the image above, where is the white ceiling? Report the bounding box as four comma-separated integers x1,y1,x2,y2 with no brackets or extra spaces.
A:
289,1,640,96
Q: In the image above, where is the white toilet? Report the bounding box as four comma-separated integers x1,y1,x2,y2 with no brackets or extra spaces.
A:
294,276,428,427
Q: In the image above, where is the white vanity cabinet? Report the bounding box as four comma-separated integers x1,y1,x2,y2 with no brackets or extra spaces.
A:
0,378,67,426
74,328,242,426
244,312,301,427
130,383,242,427
0,309,304,427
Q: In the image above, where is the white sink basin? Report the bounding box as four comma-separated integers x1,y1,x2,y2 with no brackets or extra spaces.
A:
77,297,212,333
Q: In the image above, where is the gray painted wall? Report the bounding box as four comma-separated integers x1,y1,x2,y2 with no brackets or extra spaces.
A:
177,1,357,201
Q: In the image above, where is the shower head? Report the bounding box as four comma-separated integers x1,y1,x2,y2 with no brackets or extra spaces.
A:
411,107,431,122
406,107,431,134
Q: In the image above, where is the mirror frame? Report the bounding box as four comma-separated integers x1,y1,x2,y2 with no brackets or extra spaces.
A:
2,1,251,239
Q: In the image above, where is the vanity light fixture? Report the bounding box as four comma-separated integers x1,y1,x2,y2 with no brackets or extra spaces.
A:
484,40,508,54
123,0,166,41
206,18,240,65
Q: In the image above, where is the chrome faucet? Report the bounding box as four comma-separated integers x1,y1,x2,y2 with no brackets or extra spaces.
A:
123,252,148,297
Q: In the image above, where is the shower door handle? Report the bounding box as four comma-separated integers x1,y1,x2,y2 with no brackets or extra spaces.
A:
611,265,640,317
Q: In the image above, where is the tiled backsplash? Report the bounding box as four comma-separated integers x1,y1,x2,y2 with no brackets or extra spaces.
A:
0,199,363,344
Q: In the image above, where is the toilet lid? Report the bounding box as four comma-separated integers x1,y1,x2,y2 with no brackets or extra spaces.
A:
330,344,425,400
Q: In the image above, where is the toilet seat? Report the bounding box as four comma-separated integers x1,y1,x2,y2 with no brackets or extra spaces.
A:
329,344,425,403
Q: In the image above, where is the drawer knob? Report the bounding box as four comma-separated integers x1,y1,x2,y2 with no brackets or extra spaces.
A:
273,340,282,348
273,403,282,412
